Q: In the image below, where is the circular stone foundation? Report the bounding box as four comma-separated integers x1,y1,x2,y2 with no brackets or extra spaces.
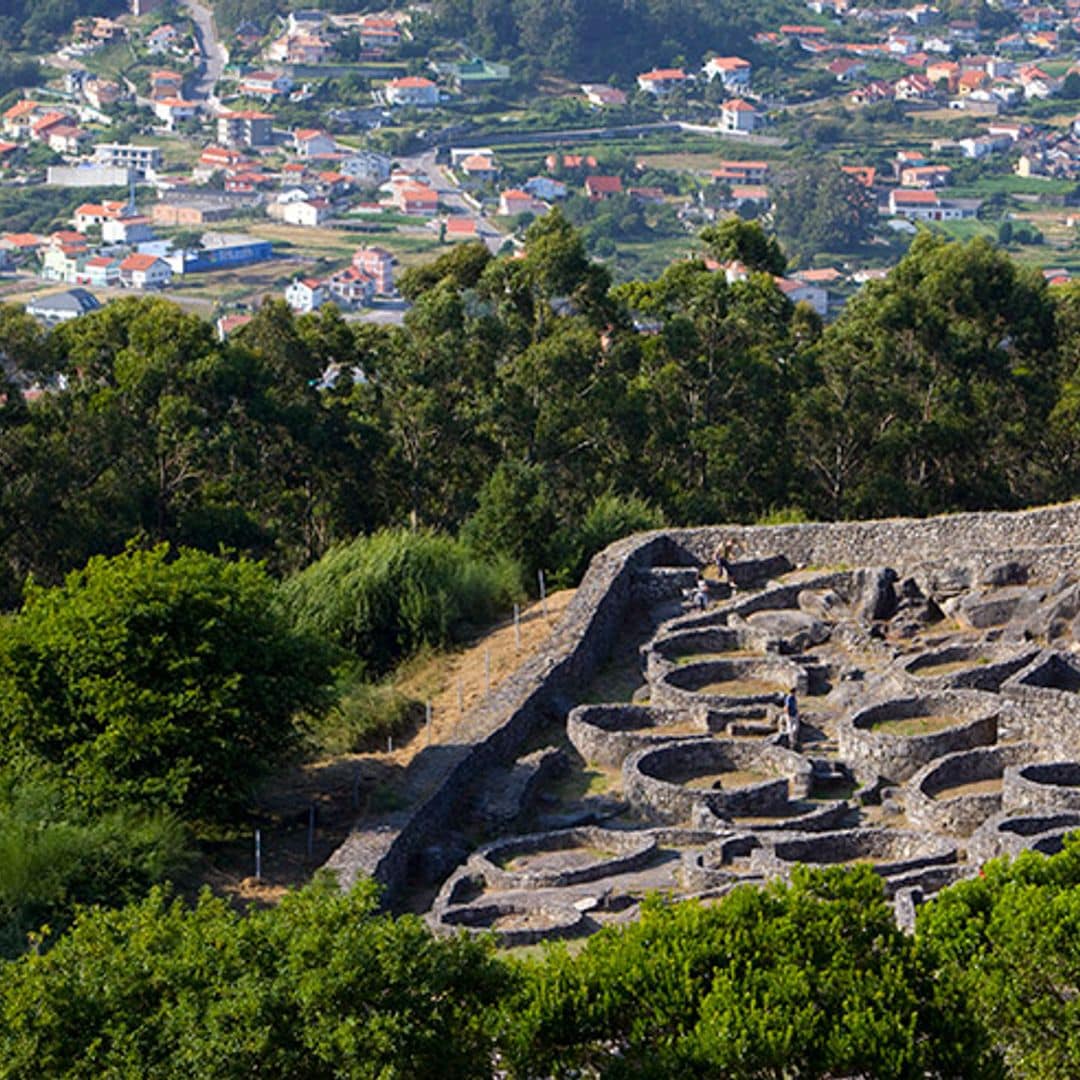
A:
651,656,806,712
470,826,658,890
903,645,1037,692
969,810,1080,865
750,827,958,887
437,899,585,947
906,743,1034,837
1003,761,1080,816
623,739,808,825
838,692,999,784
567,704,710,767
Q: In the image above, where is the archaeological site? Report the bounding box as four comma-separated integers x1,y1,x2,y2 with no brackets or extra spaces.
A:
326,502,1080,942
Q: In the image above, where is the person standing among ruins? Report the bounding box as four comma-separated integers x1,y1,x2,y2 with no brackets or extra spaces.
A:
784,688,799,751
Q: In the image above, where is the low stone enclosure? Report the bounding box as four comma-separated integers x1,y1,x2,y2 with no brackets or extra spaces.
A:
325,503,1080,946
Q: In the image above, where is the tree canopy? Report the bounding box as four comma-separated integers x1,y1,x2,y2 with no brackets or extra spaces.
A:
0,544,334,819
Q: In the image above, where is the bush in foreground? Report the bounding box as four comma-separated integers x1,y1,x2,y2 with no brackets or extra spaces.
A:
0,545,335,820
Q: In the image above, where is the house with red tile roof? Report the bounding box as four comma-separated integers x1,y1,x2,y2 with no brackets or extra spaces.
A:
384,76,438,106
119,253,172,289
584,175,622,200
636,68,688,95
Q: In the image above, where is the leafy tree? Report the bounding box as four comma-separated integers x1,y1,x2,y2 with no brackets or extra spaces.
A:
500,866,998,1078
917,835,1080,1080
0,545,334,819
700,217,786,274
0,876,509,1079
772,160,878,261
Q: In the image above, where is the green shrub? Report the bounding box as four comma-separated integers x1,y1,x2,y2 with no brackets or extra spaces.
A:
284,529,522,676
0,769,188,958
304,678,420,755
555,492,666,586
0,545,335,820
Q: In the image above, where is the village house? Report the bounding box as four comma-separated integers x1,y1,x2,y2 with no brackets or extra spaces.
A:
720,98,761,133
102,215,155,244
887,188,980,220
900,163,953,187
119,253,172,289
146,23,178,54
240,70,293,99
84,77,122,109
81,255,121,288
26,288,100,326
581,84,627,108
443,216,479,240
149,69,185,100
31,112,76,143
712,161,771,184
154,98,199,130
217,110,273,148
73,200,129,232
93,143,162,176
389,181,438,215
340,150,392,186
384,76,439,106
2,100,40,139
545,153,598,173
294,128,337,157
285,277,328,313
702,56,752,92
459,153,499,185
841,165,876,187
636,68,688,95
584,175,623,200
326,265,376,306
353,246,394,293
498,189,544,216
895,73,935,100
828,58,867,82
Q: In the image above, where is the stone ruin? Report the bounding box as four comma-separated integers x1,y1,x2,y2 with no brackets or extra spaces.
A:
324,503,1080,944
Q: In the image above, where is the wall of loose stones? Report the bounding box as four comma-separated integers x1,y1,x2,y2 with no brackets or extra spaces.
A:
325,502,1080,906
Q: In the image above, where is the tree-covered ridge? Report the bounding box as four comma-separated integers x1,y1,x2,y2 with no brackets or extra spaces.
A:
2,216,1078,609
0,0,125,50
429,0,809,81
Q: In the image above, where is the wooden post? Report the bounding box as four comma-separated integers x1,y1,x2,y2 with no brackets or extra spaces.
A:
254,828,262,881
538,569,548,617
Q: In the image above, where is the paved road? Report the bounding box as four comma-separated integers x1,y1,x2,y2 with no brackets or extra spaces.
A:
399,149,508,254
180,0,226,107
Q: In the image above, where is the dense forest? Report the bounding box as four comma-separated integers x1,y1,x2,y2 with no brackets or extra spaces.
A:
0,0,125,49
428,0,806,81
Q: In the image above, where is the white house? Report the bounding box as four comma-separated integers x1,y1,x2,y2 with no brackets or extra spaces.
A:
294,128,337,157
384,76,439,106
636,68,688,95
282,197,330,226
702,56,751,91
720,98,761,133
153,97,199,131
119,252,172,288
285,277,328,312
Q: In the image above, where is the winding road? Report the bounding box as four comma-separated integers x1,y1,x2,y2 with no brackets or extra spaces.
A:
180,0,226,107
